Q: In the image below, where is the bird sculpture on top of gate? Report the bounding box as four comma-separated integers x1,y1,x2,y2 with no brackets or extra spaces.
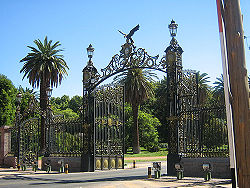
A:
118,24,140,44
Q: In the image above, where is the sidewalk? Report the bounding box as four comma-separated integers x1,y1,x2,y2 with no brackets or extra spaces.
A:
0,166,232,187
93,177,232,188
0,167,59,177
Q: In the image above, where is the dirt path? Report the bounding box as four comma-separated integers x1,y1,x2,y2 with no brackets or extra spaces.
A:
124,156,166,160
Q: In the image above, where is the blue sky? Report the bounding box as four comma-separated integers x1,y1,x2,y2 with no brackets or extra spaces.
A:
1,0,249,98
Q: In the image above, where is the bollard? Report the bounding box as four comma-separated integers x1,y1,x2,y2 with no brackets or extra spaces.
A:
46,164,51,173
158,170,161,178
154,170,159,179
148,167,152,178
65,164,69,174
58,159,65,173
175,163,184,180
22,164,26,171
202,163,211,181
177,170,183,180
46,160,51,173
205,170,211,181
17,164,21,171
59,165,64,173
133,160,136,168
153,162,161,179
32,162,38,172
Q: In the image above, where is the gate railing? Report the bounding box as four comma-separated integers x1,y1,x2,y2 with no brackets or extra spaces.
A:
45,117,83,157
178,106,229,158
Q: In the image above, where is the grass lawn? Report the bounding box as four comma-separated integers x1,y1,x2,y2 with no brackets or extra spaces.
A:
124,147,168,158
124,158,166,163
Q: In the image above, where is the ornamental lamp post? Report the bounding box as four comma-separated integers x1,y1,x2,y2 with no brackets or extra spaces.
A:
45,87,52,157
166,19,184,176
87,44,94,61
83,44,99,86
16,92,22,170
168,19,178,38
17,92,22,104
46,87,52,102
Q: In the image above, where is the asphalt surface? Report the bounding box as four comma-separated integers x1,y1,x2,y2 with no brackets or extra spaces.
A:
0,162,232,188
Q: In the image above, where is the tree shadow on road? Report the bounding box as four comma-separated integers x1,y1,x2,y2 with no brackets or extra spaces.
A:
2,174,147,186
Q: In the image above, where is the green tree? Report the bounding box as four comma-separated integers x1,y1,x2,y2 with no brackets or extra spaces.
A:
17,86,39,119
114,66,157,153
20,36,69,151
153,77,169,143
50,95,71,110
125,104,160,152
203,118,227,148
69,95,82,113
0,74,16,126
213,74,225,105
54,108,79,119
196,71,210,105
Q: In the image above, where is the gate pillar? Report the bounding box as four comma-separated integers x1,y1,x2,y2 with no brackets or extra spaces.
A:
0,126,14,167
165,20,184,175
81,44,99,172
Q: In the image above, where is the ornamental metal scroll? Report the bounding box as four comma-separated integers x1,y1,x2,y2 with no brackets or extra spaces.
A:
177,70,198,113
91,42,168,89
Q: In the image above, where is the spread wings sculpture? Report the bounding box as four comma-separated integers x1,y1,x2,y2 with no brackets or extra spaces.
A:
118,24,140,43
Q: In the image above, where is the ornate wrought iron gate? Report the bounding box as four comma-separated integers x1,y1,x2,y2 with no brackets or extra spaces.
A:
94,85,125,170
18,118,40,167
11,117,40,168
81,84,125,171
12,96,41,168
80,20,228,173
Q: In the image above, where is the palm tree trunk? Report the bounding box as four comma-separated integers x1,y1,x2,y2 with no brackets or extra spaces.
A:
132,104,141,154
40,79,47,153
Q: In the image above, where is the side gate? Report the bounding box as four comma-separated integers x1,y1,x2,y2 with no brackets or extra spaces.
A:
11,117,40,168
93,84,125,170
82,84,125,171
19,118,40,167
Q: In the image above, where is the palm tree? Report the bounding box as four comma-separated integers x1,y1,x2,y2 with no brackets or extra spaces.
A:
196,71,210,105
213,74,225,105
114,66,157,154
20,36,69,151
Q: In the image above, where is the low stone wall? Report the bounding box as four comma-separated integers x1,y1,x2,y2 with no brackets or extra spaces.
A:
180,157,230,178
0,126,16,168
42,157,81,172
3,156,17,168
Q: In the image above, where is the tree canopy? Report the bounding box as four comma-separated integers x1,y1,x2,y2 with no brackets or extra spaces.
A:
0,74,17,126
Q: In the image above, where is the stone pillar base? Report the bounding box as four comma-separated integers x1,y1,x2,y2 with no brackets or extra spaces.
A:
167,153,181,176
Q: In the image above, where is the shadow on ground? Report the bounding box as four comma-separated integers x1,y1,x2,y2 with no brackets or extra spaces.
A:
2,174,231,187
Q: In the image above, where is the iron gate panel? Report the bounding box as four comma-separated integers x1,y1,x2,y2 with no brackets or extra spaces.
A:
19,118,40,167
176,71,229,157
178,107,229,158
45,116,83,157
177,71,198,155
94,84,125,170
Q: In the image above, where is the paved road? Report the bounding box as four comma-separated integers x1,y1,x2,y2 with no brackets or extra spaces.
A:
0,162,161,188
0,162,231,188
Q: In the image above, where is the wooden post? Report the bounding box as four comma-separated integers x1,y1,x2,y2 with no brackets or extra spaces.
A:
223,0,250,186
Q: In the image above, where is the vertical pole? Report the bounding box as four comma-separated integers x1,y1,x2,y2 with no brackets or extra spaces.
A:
122,85,125,169
223,0,250,186
166,37,183,176
16,105,21,171
81,72,88,172
215,0,237,187
93,92,96,171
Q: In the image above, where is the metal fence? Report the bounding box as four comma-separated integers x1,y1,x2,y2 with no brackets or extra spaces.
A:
45,117,83,157
178,106,229,158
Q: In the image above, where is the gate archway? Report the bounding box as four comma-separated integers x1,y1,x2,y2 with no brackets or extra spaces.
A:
81,20,198,172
